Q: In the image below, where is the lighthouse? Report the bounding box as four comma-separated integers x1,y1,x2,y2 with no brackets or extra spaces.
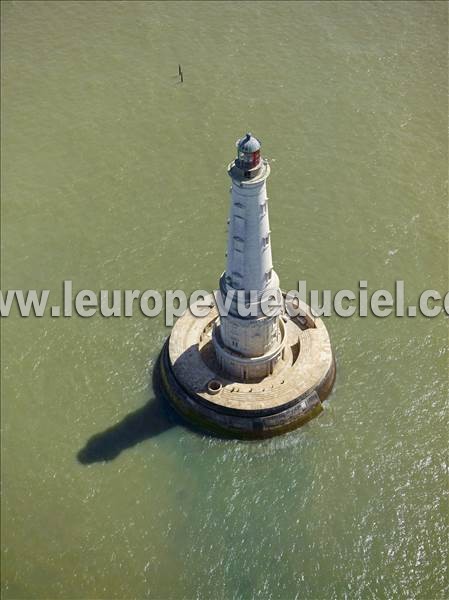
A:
158,133,336,438
213,133,285,382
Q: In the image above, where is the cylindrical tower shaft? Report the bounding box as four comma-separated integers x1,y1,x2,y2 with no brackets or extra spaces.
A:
226,171,276,293
212,133,285,381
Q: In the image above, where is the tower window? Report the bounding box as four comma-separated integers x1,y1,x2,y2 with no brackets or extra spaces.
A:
232,271,243,287
234,237,244,253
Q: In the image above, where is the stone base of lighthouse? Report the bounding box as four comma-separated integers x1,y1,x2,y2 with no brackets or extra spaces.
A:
157,293,336,439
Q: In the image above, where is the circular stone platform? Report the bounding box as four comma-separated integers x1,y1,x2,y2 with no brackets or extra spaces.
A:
157,293,336,438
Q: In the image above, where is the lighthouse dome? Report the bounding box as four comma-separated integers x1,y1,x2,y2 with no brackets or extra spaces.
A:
237,132,261,153
235,133,262,176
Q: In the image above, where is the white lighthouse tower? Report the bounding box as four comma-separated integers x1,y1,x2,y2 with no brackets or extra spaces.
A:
160,132,336,438
212,133,285,381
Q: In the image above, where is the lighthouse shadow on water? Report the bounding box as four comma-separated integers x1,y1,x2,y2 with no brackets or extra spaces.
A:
77,356,176,465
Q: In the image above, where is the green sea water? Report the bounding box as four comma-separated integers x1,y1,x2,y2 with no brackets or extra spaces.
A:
1,1,448,598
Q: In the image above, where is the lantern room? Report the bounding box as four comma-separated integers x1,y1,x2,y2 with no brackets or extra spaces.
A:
236,132,262,175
